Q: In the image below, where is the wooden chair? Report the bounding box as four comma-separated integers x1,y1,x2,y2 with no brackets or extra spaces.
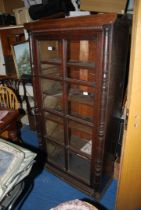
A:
0,86,21,142
0,86,20,110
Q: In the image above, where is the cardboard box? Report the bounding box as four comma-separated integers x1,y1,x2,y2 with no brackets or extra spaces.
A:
80,0,128,14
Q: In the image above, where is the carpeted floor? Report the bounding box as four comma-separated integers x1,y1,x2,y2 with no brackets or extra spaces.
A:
18,125,117,210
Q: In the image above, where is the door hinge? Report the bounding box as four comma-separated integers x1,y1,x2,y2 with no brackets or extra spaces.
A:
124,108,129,130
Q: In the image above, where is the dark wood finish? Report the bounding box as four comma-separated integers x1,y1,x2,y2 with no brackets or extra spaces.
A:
25,13,117,31
24,14,130,197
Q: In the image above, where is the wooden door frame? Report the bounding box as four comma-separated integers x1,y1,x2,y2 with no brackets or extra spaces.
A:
115,0,141,209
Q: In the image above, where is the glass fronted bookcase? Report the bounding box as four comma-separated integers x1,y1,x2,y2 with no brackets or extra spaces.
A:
25,14,130,197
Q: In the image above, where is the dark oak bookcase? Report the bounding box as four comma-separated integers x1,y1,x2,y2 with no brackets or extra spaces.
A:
25,13,130,197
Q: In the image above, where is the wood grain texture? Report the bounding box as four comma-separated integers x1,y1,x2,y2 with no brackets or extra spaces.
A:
24,13,117,32
116,1,141,209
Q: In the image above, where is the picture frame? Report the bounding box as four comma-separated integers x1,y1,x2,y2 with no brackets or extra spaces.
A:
11,41,31,79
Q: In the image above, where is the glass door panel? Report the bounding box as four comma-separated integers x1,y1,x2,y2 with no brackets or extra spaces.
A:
40,78,63,112
40,63,62,78
68,152,90,184
67,40,96,65
68,120,92,156
67,83,94,122
67,66,96,84
38,40,62,63
44,112,64,144
46,141,65,169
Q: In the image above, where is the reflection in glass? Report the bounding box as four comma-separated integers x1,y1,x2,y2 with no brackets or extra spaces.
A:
45,116,64,144
40,64,62,78
40,79,63,112
68,152,90,184
47,142,65,168
68,120,92,156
